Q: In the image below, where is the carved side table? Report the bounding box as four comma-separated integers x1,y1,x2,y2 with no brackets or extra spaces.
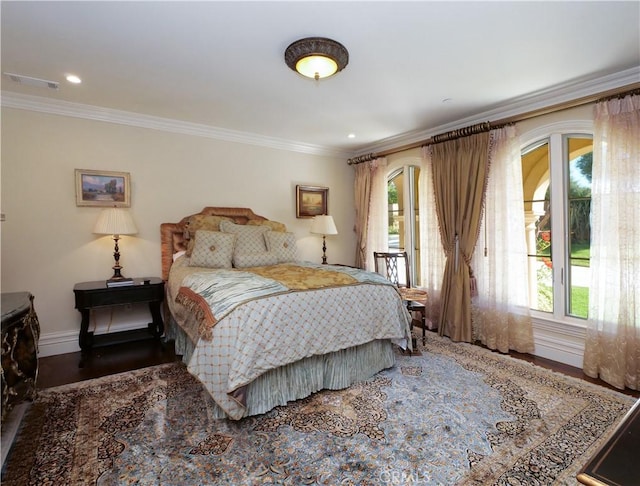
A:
1,292,40,422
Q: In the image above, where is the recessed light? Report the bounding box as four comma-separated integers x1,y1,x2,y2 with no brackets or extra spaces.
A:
66,74,82,84
348,133,356,139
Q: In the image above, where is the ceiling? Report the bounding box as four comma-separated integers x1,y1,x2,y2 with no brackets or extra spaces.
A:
2,1,639,157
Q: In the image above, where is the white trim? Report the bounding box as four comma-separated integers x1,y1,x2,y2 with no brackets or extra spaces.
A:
532,317,586,369
0,91,351,158
2,68,637,159
37,321,155,357
39,313,588,371
38,330,80,357
519,120,594,148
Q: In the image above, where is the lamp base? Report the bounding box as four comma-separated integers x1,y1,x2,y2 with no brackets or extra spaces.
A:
106,267,133,287
108,265,128,281
321,235,328,264
107,238,131,283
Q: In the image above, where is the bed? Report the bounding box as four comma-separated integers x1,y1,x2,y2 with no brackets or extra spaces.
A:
161,207,412,420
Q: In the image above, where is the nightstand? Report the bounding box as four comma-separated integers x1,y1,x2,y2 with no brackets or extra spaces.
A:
73,277,164,367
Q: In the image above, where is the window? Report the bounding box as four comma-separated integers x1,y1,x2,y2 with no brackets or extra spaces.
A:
387,166,421,285
522,134,592,320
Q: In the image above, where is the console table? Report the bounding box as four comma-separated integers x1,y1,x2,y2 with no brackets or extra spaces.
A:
1,292,40,422
73,277,164,367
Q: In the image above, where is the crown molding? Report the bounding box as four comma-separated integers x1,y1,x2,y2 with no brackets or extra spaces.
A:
3,67,637,159
0,92,351,159
355,66,640,155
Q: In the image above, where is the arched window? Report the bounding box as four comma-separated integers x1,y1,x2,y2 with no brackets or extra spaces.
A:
522,133,593,320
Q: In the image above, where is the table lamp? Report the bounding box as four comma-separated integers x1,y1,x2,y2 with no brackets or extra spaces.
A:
93,207,138,282
310,215,338,264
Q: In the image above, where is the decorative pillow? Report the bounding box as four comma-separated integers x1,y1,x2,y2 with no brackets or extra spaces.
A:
219,220,270,254
233,252,279,268
184,215,233,256
264,231,299,263
247,219,287,233
188,230,235,269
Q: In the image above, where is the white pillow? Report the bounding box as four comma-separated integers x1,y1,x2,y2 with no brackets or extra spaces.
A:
219,220,269,254
264,231,299,263
189,230,236,269
220,220,278,267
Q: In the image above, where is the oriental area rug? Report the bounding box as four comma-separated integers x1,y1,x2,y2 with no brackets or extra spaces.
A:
2,333,636,486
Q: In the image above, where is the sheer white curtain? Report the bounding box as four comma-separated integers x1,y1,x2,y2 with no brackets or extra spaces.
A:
419,147,446,329
365,157,389,271
583,93,640,391
471,125,534,353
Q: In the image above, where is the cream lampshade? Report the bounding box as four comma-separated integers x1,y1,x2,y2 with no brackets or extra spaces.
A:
93,207,138,282
310,215,338,264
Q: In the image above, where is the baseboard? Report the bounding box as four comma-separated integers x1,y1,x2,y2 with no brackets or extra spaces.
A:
38,330,80,357
531,318,586,369
38,317,589,370
38,321,155,357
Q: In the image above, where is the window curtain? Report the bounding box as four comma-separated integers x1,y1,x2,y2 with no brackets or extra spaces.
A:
431,132,490,342
354,157,388,270
583,93,640,391
419,146,446,328
471,125,534,353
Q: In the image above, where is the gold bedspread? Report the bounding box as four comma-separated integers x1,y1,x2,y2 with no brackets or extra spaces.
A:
246,264,357,290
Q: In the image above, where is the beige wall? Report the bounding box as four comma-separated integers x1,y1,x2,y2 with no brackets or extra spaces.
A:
0,101,600,362
1,108,355,355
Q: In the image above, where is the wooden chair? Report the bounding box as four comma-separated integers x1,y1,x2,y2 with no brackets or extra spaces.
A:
373,251,428,345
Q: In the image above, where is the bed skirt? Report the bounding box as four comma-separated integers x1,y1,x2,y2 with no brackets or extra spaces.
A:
166,315,397,419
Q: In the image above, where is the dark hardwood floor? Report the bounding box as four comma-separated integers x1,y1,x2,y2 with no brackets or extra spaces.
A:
37,338,178,389
36,336,639,399
505,349,639,398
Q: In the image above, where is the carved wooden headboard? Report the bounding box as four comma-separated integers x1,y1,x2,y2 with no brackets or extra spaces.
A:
160,207,268,280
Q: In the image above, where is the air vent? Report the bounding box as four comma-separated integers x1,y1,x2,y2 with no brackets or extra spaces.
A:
4,72,59,90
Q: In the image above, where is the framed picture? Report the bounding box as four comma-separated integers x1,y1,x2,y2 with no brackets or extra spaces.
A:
296,185,328,218
75,169,131,207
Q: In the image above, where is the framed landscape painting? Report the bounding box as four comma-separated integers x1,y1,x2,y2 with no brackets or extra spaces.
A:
75,169,131,207
296,185,328,218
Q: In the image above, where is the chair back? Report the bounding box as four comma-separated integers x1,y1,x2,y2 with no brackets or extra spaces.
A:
373,251,412,288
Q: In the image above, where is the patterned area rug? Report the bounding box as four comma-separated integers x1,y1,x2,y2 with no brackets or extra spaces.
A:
2,332,636,485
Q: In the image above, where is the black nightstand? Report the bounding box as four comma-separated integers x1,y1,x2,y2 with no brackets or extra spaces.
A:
73,277,164,367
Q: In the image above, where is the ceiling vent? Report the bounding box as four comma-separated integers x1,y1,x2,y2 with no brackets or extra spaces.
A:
4,72,59,90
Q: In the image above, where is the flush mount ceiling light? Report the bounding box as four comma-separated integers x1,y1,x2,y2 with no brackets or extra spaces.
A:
284,37,349,80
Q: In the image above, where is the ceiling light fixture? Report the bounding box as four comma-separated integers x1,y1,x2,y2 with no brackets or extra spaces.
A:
284,37,349,80
66,74,82,84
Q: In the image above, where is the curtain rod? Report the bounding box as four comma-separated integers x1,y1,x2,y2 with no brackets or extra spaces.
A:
347,83,640,165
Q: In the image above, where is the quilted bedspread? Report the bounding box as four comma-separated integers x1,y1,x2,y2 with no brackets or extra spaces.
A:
175,262,394,340
167,257,412,419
